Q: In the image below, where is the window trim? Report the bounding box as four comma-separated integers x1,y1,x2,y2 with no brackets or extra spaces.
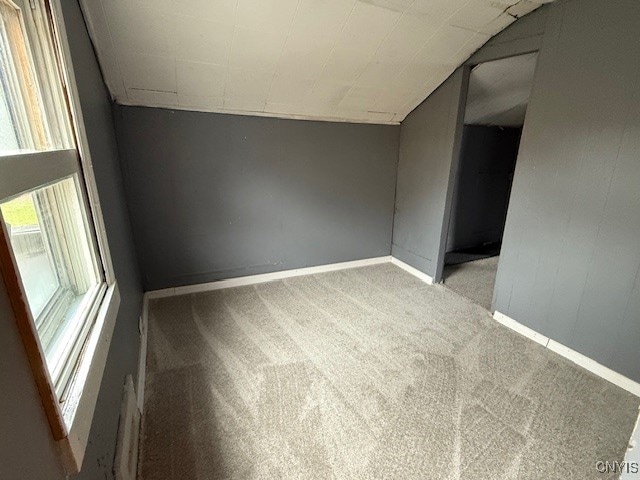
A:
45,0,115,284
0,0,121,474
59,282,120,472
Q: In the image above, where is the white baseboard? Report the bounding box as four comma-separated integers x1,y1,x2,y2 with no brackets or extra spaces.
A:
493,311,640,398
136,297,148,414
144,256,436,300
494,311,549,347
546,339,640,397
390,257,434,285
145,256,392,299
621,409,640,479
114,375,139,480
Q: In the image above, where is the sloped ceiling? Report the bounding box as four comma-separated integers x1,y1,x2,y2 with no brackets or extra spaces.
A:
81,0,552,124
465,51,538,126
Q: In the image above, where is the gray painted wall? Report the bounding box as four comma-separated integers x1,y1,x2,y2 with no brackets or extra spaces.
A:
0,280,65,479
61,1,143,479
391,68,467,280
114,106,399,290
492,0,640,382
446,126,520,253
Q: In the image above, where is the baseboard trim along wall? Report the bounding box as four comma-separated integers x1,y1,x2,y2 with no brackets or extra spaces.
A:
114,375,140,480
136,301,148,414
145,255,436,301
493,311,640,398
621,410,640,479
390,257,435,285
145,256,394,299
494,311,550,347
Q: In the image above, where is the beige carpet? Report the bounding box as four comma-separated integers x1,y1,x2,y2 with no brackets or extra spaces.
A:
444,256,500,311
140,263,638,479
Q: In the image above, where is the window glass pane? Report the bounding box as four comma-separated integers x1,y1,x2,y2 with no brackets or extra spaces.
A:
0,81,20,151
1,175,103,390
1,191,58,316
0,0,71,156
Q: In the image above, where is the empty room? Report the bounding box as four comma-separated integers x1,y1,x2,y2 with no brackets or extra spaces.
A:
1,0,639,479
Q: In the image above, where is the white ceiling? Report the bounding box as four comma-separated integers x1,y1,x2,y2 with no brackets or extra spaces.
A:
81,0,552,125
465,52,538,126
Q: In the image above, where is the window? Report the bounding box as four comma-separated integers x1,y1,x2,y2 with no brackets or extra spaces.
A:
0,0,119,469
1,177,104,396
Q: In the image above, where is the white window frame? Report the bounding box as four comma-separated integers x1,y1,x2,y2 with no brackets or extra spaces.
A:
0,0,120,473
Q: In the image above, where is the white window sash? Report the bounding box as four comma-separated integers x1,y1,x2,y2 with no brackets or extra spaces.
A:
0,148,78,199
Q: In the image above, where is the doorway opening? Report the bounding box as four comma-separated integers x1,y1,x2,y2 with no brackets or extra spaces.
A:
443,52,538,311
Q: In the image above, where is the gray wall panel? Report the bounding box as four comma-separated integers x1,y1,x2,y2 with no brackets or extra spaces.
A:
115,107,399,290
0,281,65,479
491,0,640,380
392,69,467,279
